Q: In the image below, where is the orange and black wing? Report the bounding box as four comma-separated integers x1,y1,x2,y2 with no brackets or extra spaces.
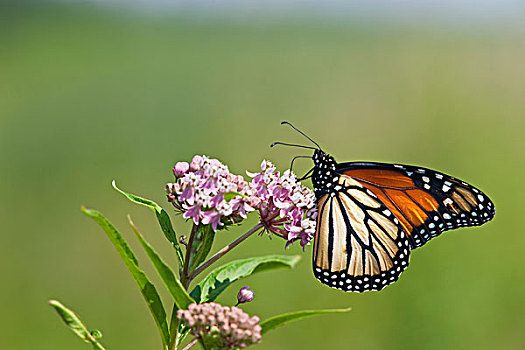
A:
340,162,495,249
313,175,411,292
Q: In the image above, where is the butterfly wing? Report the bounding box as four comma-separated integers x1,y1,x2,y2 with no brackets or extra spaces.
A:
339,162,495,248
312,174,411,292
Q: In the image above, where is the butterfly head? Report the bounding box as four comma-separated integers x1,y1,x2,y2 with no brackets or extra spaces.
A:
312,149,338,198
272,121,341,197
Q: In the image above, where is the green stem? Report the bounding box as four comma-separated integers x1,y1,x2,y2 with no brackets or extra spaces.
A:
180,224,198,288
168,307,181,350
187,222,264,282
169,224,198,350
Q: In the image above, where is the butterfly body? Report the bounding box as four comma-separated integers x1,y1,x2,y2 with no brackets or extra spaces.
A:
310,149,495,293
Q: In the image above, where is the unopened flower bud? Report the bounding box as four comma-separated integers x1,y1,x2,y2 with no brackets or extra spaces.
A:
233,328,245,339
173,162,189,177
236,287,255,306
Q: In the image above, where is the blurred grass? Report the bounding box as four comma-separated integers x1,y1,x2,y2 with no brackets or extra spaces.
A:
1,3,524,350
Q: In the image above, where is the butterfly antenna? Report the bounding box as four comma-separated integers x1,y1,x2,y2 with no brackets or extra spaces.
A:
270,142,317,151
290,155,312,172
297,167,314,181
281,121,322,150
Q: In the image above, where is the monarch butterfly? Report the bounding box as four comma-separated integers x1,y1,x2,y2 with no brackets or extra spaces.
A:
272,122,495,293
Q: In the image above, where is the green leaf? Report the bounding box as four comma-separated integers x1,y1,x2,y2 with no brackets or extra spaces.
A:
128,216,194,309
81,207,170,348
112,180,184,267
260,308,351,335
187,224,215,275
190,255,301,303
48,299,106,350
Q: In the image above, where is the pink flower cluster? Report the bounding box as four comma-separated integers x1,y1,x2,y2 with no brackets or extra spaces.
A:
166,156,259,231
248,160,317,249
166,156,317,248
177,302,262,349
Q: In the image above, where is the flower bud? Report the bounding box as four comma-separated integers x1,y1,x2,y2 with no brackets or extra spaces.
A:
173,162,189,177
236,286,255,305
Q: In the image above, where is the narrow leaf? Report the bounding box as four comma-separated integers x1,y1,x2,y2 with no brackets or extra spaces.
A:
112,180,184,266
81,207,170,348
128,216,194,309
48,299,106,350
260,308,351,335
190,255,301,303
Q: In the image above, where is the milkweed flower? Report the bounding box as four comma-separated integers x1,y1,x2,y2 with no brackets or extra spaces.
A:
167,156,317,248
166,155,259,231
177,302,262,349
247,160,318,249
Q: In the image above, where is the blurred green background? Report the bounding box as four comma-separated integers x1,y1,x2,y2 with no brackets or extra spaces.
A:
2,2,524,349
